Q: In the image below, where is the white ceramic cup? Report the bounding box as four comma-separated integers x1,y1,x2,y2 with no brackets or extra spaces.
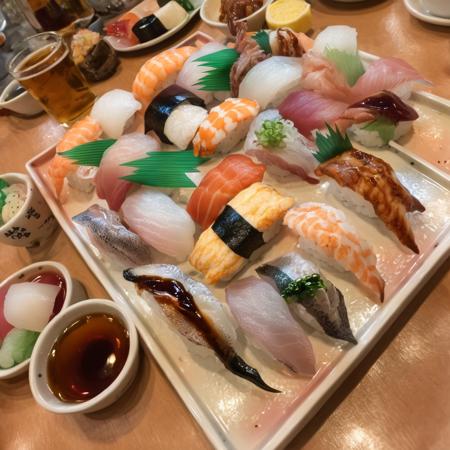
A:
0,80,44,116
420,0,450,17
29,299,139,414
0,261,87,380
0,173,57,248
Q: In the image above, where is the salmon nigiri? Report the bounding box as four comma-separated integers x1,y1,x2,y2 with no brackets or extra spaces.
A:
284,202,385,301
132,46,197,106
48,116,102,197
187,155,266,229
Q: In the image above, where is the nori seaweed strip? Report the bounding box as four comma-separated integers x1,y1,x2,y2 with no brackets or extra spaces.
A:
212,205,265,259
144,85,205,144
132,15,168,43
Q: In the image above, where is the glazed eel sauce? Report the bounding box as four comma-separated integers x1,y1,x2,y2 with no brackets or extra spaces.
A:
123,271,279,393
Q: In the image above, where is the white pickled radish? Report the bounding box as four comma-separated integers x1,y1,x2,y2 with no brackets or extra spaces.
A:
164,104,208,149
91,89,142,139
4,282,60,332
155,1,187,30
312,25,358,55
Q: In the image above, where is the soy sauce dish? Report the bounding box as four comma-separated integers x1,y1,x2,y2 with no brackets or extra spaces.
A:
29,300,139,414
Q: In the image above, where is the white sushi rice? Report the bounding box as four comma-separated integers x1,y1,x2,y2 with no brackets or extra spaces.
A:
298,237,347,273
312,25,358,55
349,120,413,148
216,116,256,154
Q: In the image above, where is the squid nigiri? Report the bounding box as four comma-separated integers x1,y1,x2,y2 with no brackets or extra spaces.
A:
192,98,260,157
187,155,265,229
315,148,425,253
189,182,294,284
226,276,316,376
132,46,197,106
284,202,385,301
48,116,102,197
124,264,278,392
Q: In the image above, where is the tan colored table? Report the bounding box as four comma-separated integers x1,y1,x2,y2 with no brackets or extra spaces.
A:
1,1,449,449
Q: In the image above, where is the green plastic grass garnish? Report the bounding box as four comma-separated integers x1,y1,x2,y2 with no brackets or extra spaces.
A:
252,30,271,54
362,117,396,144
59,139,116,166
255,119,287,148
121,150,209,188
314,124,353,163
0,179,8,214
323,48,365,86
281,274,326,303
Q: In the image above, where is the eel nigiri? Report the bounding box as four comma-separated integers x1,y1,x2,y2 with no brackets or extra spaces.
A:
95,133,161,211
189,182,294,284
124,264,278,392
226,276,316,376
132,46,197,106
73,204,152,266
256,252,356,344
268,28,314,56
121,188,196,262
315,148,425,253
48,116,102,197
186,154,266,229
244,109,319,183
284,202,385,301
193,98,260,157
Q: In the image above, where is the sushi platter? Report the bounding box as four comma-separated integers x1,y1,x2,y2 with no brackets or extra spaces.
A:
24,25,450,449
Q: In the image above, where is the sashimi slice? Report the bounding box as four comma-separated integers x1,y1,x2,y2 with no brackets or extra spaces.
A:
186,155,265,229
95,133,160,211
226,277,316,376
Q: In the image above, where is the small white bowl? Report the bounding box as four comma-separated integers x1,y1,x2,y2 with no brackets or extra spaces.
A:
200,0,270,34
0,80,44,116
29,299,139,414
0,261,87,380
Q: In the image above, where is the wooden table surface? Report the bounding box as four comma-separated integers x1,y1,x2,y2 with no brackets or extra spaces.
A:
1,1,449,449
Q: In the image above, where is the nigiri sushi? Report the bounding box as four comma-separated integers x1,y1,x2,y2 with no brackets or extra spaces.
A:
284,203,385,301
268,28,314,56
226,276,316,375
91,89,141,139
192,98,260,157
315,148,425,253
132,46,197,106
238,56,303,109
186,154,266,229
123,264,278,392
48,116,102,197
73,204,152,266
66,166,97,193
256,252,356,344
244,109,319,183
121,188,195,261
95,133,161,211
144,85,207,149
189,182,294,284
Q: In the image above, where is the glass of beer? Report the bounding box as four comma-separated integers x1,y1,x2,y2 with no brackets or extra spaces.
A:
8,31,95,125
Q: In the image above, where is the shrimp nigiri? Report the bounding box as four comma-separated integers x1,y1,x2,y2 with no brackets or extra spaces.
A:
186,155,266,229
284,202,385,301
132,46,197,106
193,98,260,157
48,116,102,197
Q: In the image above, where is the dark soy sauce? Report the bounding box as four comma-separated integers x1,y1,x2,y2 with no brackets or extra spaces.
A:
4,84,26,101
47,313,129,403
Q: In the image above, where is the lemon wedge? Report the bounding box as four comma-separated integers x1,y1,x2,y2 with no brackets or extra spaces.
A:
266,0,312,33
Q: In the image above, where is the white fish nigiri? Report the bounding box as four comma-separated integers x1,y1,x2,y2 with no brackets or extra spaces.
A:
238,56,303,109
91,89,142,139
226,277,316,376
121,188,195,261
312,25,358,55
4,282,60,332
95,133,160,211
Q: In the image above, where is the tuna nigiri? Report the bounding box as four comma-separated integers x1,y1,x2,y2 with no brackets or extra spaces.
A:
132,46,197,106
193,98,260,157
95,133,160,211
226,277,316,376
284,202,385,301
186,155,265,229
48,116,102,197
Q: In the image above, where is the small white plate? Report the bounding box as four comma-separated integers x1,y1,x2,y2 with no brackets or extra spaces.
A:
403,0,450,26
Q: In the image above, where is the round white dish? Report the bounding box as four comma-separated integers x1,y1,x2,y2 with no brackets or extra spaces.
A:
0,261,87,380
0,79,44,116
403,0,450,26
29,299,139,414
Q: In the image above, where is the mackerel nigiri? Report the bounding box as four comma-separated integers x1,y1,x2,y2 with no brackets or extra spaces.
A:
256,252,356,344
226,277,316,376
284,203,385,301
186,155,266,229
124,264,278,392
